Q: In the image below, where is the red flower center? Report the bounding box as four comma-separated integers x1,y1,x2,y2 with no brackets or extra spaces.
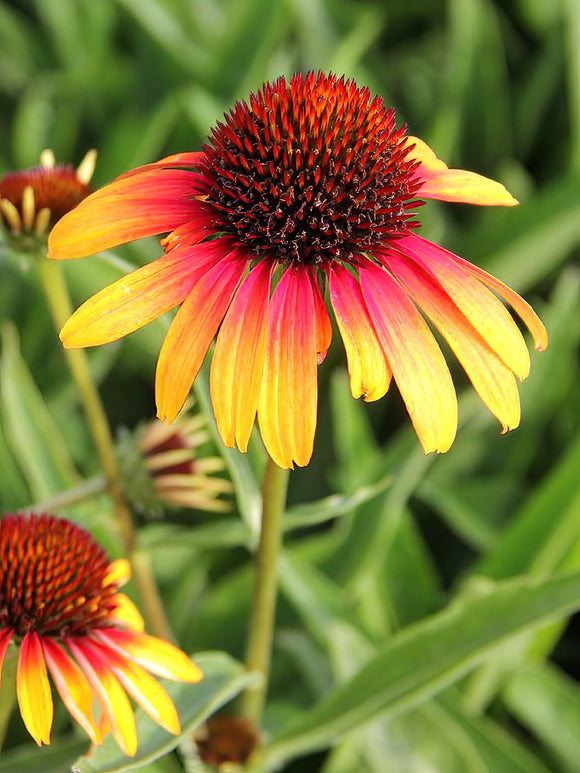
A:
0,165,90,228
0,514,119,637
200,71,421,265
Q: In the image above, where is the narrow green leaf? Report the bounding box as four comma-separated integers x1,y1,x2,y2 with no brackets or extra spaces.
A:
72,652,253,773
0,321,79,500
505,663,580,773
439,691,551,773
0,737,87,773
477,431,580,579
284,476,392,530
260,571,580,766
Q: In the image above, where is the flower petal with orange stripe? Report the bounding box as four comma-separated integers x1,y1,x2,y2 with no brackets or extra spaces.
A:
48,72,547,467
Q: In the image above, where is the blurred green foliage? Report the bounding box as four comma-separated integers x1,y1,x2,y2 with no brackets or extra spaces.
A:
0,0,579,771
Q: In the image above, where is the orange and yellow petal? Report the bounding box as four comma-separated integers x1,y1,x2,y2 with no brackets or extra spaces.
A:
48,168,202,260
104,558,131,587
359,261,457,453
42,638,100,745
156,248,249,424
257,265,319,469
396,234,547,373
381,250,521,431
116,152,204,180
103,648,180,735
309,269,332,364
16,632,53,746
453,253,549,353
328,263,392,402
67,638,137,757
60,240,226,348
405,136,518,207
110,593,145,632
96,628,203,683
210,260,275,452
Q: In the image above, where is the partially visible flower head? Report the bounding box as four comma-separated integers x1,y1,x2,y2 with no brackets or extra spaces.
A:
117,404,232,517
0,513,202,755
48,72,548,468
195,715,259,770
0,149,95,249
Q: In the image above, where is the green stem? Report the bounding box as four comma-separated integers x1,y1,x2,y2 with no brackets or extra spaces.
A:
0,645,17,750
24,475,107,514
240,456,290,724
36,257,172,640
36,258,135,551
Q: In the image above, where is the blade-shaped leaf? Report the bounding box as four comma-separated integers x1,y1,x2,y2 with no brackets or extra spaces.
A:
505,663,580,773
260,571,580,767
0,321,79,500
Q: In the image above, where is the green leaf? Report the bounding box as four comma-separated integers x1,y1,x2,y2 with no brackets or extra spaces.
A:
72,652,253,773
0,321,79,500
283,476,392,530
505,663,580,773
0,737,87,773
438,691,551,773
259,571,580,767
477,430,580,580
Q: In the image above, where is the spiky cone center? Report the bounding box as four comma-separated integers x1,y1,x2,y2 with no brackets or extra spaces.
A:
0,165,90,232
198,72,422,265
0,514,119,638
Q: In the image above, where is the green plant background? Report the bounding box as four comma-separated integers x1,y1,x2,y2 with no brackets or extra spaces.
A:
0,0,579,771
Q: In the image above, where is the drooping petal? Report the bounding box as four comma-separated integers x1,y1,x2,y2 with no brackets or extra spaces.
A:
60,239,226,348
327,263,392,401
101,647,180,735
0,628,14,687
42,638,100,745
395,234,547,375
67,638,137,757
210,260,274,452
404,136,518,207
95,629,203,683
309,269,332,364
381,250,521,431
359,261,457,452
110,593,145,632
156,248,249,423
257,265,318,468
48,168,204,260
16,632,53,746
453,254,549,353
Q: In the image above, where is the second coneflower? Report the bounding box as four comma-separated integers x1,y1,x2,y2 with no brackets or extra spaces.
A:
48,72,547,468
0,513,202,756
0,149,96,247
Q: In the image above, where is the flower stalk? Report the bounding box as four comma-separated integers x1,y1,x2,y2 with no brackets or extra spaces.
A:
35,255,172,640
241,456,290,723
